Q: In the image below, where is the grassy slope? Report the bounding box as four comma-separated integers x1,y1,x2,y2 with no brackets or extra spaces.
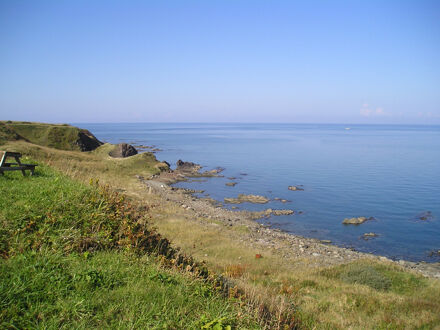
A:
0,121,99,151
0,166,259,329
1,138,440,328
0,122,23,145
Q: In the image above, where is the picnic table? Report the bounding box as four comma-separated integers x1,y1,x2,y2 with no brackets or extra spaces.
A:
0,151,37,176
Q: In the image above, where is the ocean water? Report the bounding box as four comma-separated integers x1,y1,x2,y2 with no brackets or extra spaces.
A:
78,123,440,262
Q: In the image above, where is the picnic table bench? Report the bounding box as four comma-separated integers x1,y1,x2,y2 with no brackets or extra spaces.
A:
0,151,37,176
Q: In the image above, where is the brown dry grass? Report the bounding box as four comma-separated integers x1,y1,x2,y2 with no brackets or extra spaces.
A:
2,139,440,329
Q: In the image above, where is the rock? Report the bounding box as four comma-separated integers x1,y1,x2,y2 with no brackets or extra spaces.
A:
176,159,201,172
362,232,378,240
224,194,270,204
271,209,294,216
77,130,103,151
321,240,332,244
228,177,236,180
416,211,434,221
288,185,304,191
428,250,440,257
342,216,374,225
225,182,237,187
109,143,138,158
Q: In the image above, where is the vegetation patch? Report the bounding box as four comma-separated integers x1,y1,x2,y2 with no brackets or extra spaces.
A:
0,164,259,329
0,121,102,151
321,260,427,293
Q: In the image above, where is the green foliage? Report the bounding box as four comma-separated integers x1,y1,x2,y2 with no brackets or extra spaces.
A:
0,164,260,329
0,122,22,145
198,315,233,330
321,261,427,294
340,265,392,291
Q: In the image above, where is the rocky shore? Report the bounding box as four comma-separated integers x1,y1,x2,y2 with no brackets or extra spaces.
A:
138,160,440,279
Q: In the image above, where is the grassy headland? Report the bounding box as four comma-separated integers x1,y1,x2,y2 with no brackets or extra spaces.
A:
1,121,440,329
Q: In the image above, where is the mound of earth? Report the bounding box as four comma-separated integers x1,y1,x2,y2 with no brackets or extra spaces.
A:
109,143,138,158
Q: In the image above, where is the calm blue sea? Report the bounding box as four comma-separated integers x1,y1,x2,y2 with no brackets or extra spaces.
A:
78,123,440,262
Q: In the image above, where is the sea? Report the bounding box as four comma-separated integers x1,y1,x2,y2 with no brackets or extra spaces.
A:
78,123,440,262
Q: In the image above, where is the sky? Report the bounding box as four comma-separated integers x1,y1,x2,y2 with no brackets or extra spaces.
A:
0,0,439,124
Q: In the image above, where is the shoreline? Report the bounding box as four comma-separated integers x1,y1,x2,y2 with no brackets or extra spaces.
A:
137,159,440,279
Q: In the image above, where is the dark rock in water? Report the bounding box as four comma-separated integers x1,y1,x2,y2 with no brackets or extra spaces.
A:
288,185,304,191
416,211,434,221
225,182,237,187
428,250,440,257
109,143,138,158
176,159,201,172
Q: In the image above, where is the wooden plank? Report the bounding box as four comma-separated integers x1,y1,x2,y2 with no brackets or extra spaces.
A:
4,152,22,157
0,152,6,167
0,166,33,171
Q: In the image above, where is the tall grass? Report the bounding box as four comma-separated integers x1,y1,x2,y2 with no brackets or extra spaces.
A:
0,165,260,329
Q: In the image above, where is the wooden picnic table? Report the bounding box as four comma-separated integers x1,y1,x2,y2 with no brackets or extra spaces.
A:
0,151,37,176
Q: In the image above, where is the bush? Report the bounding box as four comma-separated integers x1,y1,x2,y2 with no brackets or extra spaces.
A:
340,265,391,291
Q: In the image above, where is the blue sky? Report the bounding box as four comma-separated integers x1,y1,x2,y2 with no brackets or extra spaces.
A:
0,0,439,124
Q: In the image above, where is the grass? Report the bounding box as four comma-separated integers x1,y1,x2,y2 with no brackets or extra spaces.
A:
2,135,440,328
0,121,101,151
0,166,260,329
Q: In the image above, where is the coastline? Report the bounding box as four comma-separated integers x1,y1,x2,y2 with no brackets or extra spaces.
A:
138,160,440,279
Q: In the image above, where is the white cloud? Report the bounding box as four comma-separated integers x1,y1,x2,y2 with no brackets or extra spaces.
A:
360,104,389,117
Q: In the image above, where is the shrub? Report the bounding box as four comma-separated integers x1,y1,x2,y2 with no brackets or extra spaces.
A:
340,265,391,291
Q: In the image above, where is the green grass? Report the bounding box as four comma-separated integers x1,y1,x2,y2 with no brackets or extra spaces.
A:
0,165,260,329
320,260,427,294
0,121,100,151
0,122,23,145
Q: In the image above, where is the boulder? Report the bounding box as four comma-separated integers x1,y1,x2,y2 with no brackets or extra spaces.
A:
176,160,201,172
109,143,138,158
362,232,379,240
342,216,374,225
288,185,304,191
224,194,270,204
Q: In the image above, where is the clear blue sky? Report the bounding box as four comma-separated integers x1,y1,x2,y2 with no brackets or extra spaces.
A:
1,0,439,124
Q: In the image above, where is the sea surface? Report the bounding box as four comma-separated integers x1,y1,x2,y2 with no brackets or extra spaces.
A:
78,123,440,262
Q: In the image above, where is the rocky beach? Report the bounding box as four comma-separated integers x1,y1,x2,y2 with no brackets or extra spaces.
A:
136,157,440,279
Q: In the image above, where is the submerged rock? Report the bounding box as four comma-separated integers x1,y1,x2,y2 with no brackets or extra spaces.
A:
109,143,138,158
416,211,434,221
225,182,237,187
362,232,379,240
342,216,375,225
270,209,295,216
288,185,304,191
224,194,270,204
428,250,440,257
